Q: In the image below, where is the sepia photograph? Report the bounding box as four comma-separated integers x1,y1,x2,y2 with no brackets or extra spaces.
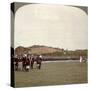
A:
11,2,88,87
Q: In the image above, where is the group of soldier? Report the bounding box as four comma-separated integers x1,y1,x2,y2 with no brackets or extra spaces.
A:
14,54,43,71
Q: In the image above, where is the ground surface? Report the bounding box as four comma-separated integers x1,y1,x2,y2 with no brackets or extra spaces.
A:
15,61,87,87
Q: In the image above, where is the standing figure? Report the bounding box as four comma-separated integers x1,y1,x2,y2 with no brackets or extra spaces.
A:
80,56,83,63
15,60,18,71
26,58,30,71
22,56,27,71
14,57,18,71
30,55,34,69
36,55,43,69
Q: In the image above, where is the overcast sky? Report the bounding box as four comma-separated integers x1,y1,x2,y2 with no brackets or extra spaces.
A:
14,4,88,50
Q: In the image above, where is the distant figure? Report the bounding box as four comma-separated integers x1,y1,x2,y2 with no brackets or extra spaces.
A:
15,60,18,70
30,55,34,69
26,59,30,71
14,57,18,71
80,56,83,63
36,55,43,69
22,56,27,71
18,57,23,71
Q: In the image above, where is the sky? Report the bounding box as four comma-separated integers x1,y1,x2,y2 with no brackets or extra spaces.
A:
14,4,88,50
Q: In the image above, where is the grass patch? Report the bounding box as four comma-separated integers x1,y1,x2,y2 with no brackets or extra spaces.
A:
15,62,87,87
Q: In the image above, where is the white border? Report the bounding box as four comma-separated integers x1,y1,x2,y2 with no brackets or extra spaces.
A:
0,0,89,90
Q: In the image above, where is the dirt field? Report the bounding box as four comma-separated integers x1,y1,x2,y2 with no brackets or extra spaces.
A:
15,61,87,87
